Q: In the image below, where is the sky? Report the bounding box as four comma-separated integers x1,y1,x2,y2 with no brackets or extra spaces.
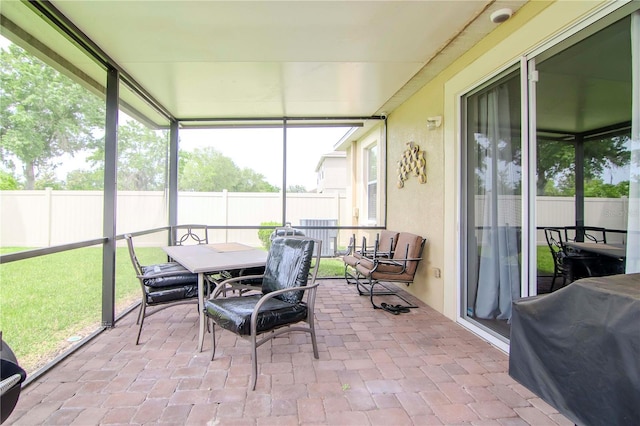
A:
179,127,351,190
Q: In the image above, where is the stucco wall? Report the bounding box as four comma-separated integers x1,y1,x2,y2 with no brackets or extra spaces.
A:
378,0,612,320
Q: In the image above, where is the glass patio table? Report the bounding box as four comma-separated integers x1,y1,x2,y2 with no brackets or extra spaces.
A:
162,243,268,351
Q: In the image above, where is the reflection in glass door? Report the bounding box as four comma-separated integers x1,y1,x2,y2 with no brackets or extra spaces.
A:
463,68,522,339
534,15,636,293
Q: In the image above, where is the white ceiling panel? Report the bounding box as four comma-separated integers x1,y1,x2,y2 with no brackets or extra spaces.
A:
7,0,528,121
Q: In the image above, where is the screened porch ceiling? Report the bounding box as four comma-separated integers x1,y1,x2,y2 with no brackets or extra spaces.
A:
1,0,527,132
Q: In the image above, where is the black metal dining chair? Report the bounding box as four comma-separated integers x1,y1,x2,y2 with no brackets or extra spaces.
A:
170,224,209,246
563,226,607,245
204,236,321,390
544,227,600,291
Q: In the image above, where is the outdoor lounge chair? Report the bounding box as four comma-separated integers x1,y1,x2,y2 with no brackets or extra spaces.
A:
204,236,321,390
343,230,398,285
351,232,426,314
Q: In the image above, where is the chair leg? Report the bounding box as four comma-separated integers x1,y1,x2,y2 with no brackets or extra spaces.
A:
250,334,258,391
209,318,216,361
136,301,144,325
549,272,557,293
308,319,319,359
135,302,147,345
344,265,357,285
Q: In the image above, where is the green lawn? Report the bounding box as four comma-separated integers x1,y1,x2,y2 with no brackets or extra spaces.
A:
537,245,555,275
0,246,164,373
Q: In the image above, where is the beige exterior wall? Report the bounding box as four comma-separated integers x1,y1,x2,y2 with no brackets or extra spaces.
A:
316,155,347,194
347,125,387,227
350,0,616,320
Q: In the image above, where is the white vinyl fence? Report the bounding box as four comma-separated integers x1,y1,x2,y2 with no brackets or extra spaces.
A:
0,189,350,248
0,190,631,248
472,195,630,244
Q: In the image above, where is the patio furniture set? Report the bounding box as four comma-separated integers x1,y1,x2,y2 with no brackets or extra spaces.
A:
124,225,427,389
543,225,627,291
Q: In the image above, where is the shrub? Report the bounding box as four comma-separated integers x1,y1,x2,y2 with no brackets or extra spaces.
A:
258,221,281,250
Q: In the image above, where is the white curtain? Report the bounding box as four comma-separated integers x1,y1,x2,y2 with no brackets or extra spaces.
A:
474,84,521,321
628,11,640,273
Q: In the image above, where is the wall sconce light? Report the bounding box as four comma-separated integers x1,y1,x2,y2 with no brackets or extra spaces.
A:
426,116,442,130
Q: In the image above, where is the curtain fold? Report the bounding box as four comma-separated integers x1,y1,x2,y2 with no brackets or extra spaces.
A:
474,85,521,321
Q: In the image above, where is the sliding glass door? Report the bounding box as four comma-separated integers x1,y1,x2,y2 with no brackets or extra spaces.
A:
462,6,640,342
533,13,638,292
463,68,522,339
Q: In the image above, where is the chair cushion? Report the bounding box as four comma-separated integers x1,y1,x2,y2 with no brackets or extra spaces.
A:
378,230,399,254
262,238,314,304
343,254,362,267
205,294,308,335
141,263,197,288
355,258,404,275
392,233,424,275
146,285,198,304
355,232,424,280
226,266,265,286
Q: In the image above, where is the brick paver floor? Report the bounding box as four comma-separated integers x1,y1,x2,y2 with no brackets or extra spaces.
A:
7,279,572,425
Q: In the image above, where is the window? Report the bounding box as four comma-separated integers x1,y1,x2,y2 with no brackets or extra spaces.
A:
366,145,378,222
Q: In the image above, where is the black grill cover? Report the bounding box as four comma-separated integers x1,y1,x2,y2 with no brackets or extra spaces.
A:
509,273,640,426
1,337,27,424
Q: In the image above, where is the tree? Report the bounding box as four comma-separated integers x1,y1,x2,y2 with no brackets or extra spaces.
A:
0,44,105,189
536,140,575,195
287,184,308,193
66,169,103,190
116,122,168,190
179,146,278,192
34,171,64,190
0,170,19,190
64,121,169,190
537,136,629,195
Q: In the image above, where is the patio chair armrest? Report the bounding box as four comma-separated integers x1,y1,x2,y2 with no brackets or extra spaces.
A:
211,274,264,298
137,269,193,279
252,282,320,317
368,256,423,274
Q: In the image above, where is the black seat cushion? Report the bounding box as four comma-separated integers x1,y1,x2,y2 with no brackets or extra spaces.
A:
204,294,308,335
225,266,266,286
141,263,198,304
262,238,314,304
145,285,199,304
141,263,197,288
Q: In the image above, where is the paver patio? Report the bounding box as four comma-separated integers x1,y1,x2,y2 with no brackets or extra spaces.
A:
7,279,572,425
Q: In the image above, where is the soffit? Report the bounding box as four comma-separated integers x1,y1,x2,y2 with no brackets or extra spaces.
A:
8,0,525,123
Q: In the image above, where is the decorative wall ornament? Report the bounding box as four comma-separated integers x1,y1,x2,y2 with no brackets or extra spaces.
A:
397,142,426,188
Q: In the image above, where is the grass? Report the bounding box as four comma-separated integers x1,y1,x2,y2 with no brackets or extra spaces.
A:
0,246,344,374
537,245,555,275
0,246,165,373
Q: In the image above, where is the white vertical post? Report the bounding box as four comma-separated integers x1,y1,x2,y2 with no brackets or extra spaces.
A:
45,187,53,246
223,189,229,242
